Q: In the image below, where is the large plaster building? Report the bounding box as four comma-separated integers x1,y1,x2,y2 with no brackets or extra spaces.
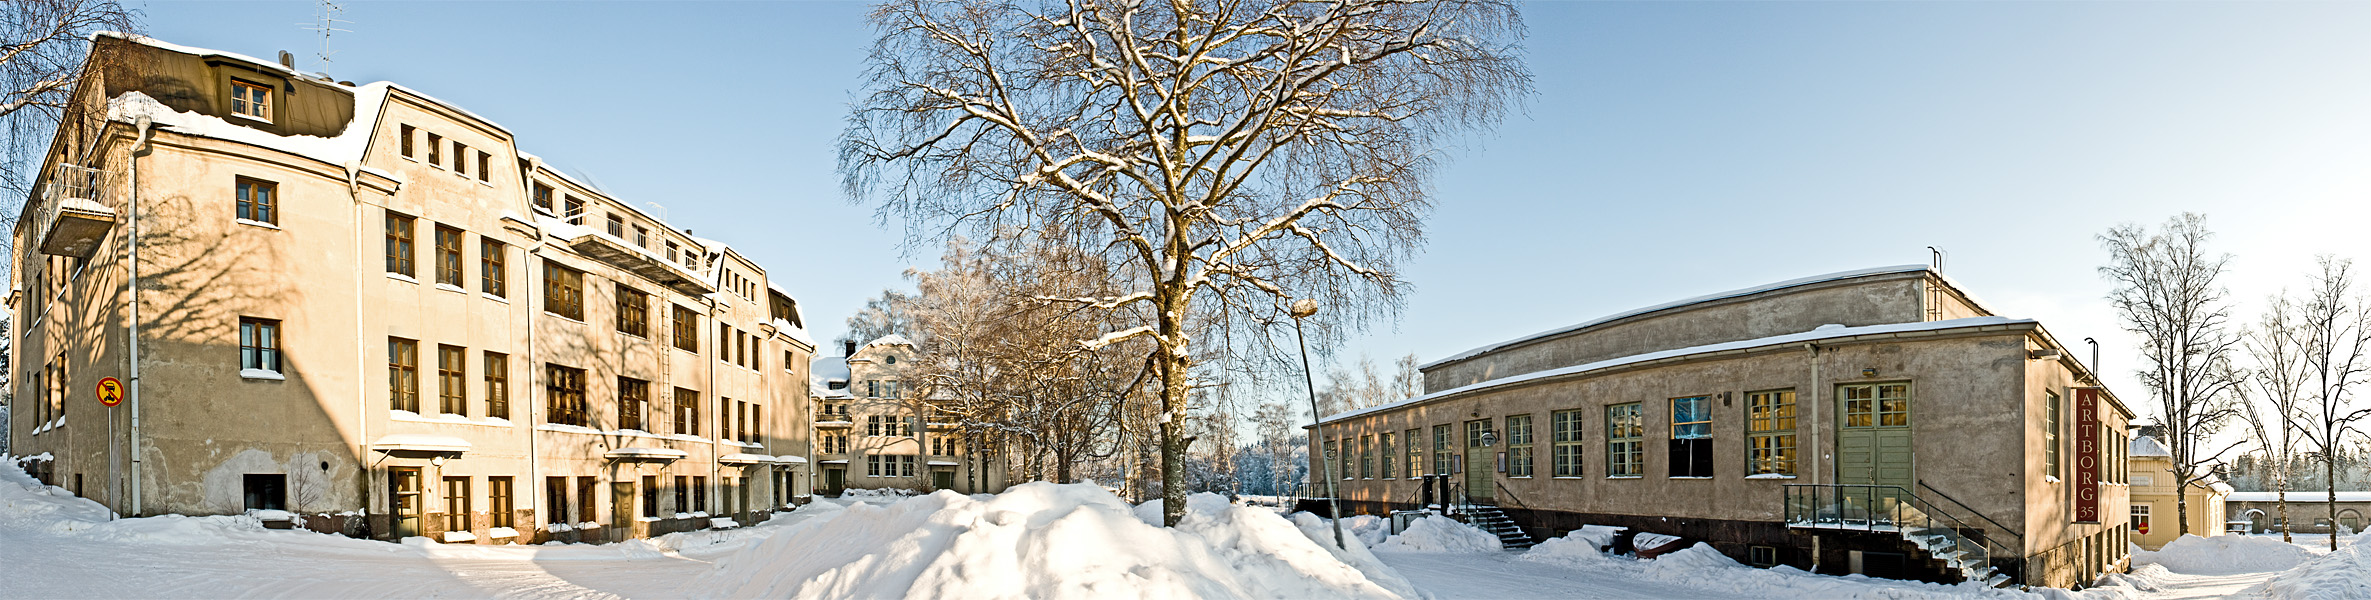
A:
808,336,1009,495
9,35,819,543
1312,266,2135,588
2125,432,2231,549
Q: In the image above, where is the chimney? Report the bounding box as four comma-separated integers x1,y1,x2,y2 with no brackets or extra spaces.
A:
277,51,295,70
843,340,857,357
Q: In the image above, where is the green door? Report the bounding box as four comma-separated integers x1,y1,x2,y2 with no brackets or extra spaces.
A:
825,468,845,494
1465,419,1495,502
1837,383,1913,521
933,469,954,491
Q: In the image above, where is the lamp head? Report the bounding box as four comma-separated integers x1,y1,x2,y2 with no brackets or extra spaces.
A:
1289,299,1319,319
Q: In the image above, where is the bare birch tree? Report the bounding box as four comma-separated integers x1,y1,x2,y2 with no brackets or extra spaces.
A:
2099,213,2246,536
2245,293,2311,541
3,0,137,222
2283,256,2371,551
843,0,1530,525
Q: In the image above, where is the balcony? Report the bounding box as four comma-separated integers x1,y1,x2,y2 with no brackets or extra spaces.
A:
546,215,712,296
36,164,117,259
815,419,853,428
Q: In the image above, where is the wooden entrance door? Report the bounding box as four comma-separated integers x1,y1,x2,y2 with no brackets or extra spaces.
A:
824,467,845,494
612,481,635,542
389,468,422,538
1464,419,1495,502
1837,383,1913,520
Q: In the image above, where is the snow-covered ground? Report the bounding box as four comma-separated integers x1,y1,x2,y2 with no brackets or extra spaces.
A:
3,457,2362,599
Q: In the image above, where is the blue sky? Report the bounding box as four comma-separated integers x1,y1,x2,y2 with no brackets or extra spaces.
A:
134,1,2371,416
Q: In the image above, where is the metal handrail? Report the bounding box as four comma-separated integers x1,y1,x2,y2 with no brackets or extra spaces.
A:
1917,479,2024,548
1495,481,1529,510
1784,483,2010,583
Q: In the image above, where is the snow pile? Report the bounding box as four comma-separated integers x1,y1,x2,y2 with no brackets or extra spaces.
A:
1520,527,1619,564
693,483,1419,599
839,487,916,499
1373,515,1502,553
2134,533,2320,574
1342,514,1390,546
2264,532,2371,599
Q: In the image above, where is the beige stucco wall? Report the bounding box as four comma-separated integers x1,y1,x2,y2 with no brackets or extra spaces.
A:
816,341,1009,495
9,40,819,544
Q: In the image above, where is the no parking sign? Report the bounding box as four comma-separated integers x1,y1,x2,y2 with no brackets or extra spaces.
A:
97,377,123,407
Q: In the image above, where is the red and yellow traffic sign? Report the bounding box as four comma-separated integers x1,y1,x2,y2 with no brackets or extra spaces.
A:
97,377,124,407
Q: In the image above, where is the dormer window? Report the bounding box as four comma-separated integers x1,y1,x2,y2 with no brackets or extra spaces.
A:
231,80,272,121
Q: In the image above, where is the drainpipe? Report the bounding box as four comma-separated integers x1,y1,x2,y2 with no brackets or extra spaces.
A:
346,162,369,524
1802,341,1821,574
125,116,153,517
707,290,720,517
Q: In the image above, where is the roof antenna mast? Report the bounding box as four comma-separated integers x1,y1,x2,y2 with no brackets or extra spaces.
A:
1926,246,1946,274
299,0,352,65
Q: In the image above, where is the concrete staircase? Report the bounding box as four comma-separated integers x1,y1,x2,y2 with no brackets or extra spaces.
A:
1904,526,2011,588
1454,504,1536,550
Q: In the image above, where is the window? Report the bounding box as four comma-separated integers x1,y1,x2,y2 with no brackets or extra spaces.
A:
484,352,510,419
480,239,507,297
821,433,846,454
563,195,584,225
235,177,276,224
230,79,272,120
2046,389,2062,480
543,261,584,320
1607,403,1643,477
533,183,554,212
428,133,442,166
866,415,914,437
2131,503,2152,535
932,435,953,456
607,214,625,238
1359,434,1374,479
443,477,471,532
545,477,569,524
674,476,689,515
546,364,587,426
477,151,491,182
437,345,466,416
401,124,415,158
239,317,280,373
674,387,701,436
1549,410,1585,477
1506,414,1534,478
488,477,514,528
1405,429,1423,476
693,476,707,512
672,305,698,352
618,377,648,432
665,241,679,263
633,225,648,248
388,338,419,412
1381,432,1397,479
453,142,469,177
435,226,464,286
641,476,658,519
1668,396,1712,478
617,285,649,337
1747,390,1796,476
1433,424,1453,476
385,213,415,277
242,474,286,511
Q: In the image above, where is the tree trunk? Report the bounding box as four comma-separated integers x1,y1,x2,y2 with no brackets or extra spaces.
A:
2331,454,2341,551
2177,489,2191,536
1158,341,1191,526
2278,463,2291,542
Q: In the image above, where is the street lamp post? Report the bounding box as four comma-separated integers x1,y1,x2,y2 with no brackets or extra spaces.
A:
1291,299,1346,549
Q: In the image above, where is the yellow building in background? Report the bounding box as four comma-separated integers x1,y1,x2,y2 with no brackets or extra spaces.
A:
2126,432,2230,550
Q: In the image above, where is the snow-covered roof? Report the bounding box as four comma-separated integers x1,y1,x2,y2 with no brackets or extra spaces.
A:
812,356,851,381
865,334,916,348
1324,316,2037,424
2227,491,2371,503
2131,436,2172,458
719,453,773,465
1422,265,1964,370
107,88,395,182
776,455,809,464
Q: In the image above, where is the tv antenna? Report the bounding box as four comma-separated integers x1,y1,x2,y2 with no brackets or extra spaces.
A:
298,0,352,64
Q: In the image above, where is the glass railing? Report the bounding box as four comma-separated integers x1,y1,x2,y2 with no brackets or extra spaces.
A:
1784,484,2001,583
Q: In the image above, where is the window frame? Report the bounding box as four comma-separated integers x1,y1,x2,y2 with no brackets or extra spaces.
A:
1746,389,1797,476
618,376,649,432
385,212,416,277
1668,396,1713,478
1505,413,1534,478
435,225,465,287
480,239,507,297
437,344,466,416
239,317,281,374
617,285,649,337
388,337,419,412
2046,389,2062,481
229,79,273,121
542,260,585,321
1551,409,1584,478
1606,402,1643,477
235,176,277,224
672,305,699,352
484,352,510,420
545,363,587,427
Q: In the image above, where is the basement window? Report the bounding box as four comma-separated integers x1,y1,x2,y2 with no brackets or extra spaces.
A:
243,474,287,511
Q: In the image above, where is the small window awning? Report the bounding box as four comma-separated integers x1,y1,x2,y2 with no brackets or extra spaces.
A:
928,460,960,467
820,459,848,464
605,447,689,461
369,434,471,454
775,455,809,464
719,453,773,466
